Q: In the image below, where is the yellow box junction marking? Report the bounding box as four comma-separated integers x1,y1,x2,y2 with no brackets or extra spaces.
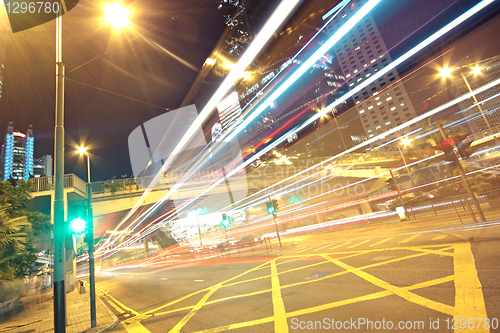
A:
105,243,487,333
432,234,448,241
348,239,371,248
398,234,421,244
271,260,288,333
370,237,394,247
454,242,489,333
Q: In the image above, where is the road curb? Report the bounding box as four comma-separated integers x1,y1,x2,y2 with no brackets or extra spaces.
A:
84,295,119,333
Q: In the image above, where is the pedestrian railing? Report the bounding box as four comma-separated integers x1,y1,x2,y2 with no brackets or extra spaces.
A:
29,174,87,194
406,195,490,219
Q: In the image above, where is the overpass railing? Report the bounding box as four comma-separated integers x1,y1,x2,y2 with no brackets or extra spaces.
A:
29,174,87,194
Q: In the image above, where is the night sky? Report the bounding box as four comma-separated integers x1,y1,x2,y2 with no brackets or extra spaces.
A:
0,0,223,181
1,0,500,182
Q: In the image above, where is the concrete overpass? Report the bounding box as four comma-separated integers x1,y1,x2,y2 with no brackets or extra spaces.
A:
26,151,402,237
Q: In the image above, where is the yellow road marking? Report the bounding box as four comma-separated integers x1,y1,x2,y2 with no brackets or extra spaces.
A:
192,275,454,333
124,322,152,333
398,234,421,244
144,260,271,315
287,275,454,318
329,241,351,250
168,283,222,333
97,287,140,316
370,237,394,247
152,246,454,319
454,242,489,333
321,254,454,316
432,234,448,241
312,243,336,252
277,243,451,259
348,239,371,248
295,244,325,253
106,298,125,314
271,260,288,333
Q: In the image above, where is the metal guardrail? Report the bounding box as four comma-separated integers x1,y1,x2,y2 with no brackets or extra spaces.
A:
406,195,490,219
29,174,86,194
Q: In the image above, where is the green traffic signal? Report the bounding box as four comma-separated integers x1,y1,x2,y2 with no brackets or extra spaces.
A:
70,217,87,235
222,214,230,228
266,202,275,215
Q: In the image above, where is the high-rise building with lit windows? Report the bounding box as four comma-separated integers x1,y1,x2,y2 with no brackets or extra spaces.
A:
1,123,35,181
324,0,417,142
452,56,500,135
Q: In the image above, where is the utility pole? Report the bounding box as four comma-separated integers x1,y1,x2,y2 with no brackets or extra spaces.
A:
53,10,66,333
438,124,486,222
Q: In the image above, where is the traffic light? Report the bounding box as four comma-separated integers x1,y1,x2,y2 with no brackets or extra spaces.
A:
456,135,477,159
272,199,279,213
70,217,87,235
386,178,397,192
68,203,88,236
222,214,230,228
266,201,274,215
431,134,475,166
267,199,279,215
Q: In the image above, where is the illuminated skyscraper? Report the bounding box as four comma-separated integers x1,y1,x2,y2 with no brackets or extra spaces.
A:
324,0,418,142
1,123,35,181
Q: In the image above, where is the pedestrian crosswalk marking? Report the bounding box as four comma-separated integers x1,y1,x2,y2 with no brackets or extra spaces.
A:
398,234,421,244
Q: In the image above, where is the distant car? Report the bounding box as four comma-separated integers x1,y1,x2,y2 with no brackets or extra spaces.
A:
237,234,264,247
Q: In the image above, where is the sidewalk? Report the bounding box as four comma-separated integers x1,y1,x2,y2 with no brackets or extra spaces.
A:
0,285,118,333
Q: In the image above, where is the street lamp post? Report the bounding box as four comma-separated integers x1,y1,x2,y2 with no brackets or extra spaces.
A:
399,138,416,188
51,5,130,331
440,66,498,144
53,9,66,333
78,147,96,328
460,72,498,144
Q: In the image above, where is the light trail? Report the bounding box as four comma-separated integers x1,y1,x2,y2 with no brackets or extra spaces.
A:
95,0,302,252
225,0,383,142
98,0,496,256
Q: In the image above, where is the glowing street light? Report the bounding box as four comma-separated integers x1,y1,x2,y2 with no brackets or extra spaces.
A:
77,146,87,155
438,65,497,143
439,67,452,78
104,3,130,30
401,137,412,147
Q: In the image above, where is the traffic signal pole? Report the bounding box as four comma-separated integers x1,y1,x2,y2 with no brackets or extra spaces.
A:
53,12,66,333
86,171,96,327
268,195,282,248
439,124,486,222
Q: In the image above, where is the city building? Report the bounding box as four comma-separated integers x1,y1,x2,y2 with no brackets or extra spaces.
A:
33,155,53,177
324,0,418,143
452,56,500,135
1,122,35,181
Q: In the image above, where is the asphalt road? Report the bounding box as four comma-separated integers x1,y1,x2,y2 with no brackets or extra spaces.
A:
88,216,500,333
